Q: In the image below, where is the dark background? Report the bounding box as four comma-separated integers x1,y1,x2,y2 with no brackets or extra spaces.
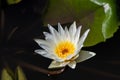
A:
1,0,120,80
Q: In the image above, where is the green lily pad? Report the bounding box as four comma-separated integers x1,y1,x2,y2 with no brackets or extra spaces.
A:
7,0,22,5
43,0,119,46
1,66,27,80
1,69,13,80
16,66,27,80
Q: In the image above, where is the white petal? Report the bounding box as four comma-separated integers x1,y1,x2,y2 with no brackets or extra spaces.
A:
74,26,82,45
70,44,83,58
58,23,65,36
43,32,56,46
66,54,74,60
78,29,90,48
76,44,83,54
48,24,56,34
35,50,63,62
65,27,70,40
69,21,77,41
34,33,55,49
48,24,61,43
34,39,55,51
34,39,50,47
43,32,52,40
35,50,55,59
48,24,59,37
38,44,52,52
67,53,79,61
75,50,96,63
69,21,76,36
48,61,69,69
68,61,76,69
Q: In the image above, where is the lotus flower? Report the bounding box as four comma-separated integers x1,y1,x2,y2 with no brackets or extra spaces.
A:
35,22,95,69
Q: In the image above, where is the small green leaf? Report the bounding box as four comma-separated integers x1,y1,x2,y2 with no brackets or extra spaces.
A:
43,0,119,46
16,66,27,80
7,0,22,5
1,69,13,80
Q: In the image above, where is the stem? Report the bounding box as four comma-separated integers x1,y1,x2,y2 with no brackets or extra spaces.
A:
17,61,65,76
2,51,65,75
7,26,18,40
0,10,5,43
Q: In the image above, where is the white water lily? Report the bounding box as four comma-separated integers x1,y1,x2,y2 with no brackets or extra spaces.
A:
35,22,96,69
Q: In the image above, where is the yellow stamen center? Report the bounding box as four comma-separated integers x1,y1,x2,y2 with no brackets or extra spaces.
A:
54,41,75,59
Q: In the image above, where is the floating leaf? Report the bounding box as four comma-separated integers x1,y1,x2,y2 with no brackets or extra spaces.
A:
43,0,119,46
7,0,22,5
76,50,96,63
16,66,27,80
1,69,13,80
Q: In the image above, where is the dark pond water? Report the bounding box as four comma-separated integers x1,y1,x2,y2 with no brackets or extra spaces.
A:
1,0,120,80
